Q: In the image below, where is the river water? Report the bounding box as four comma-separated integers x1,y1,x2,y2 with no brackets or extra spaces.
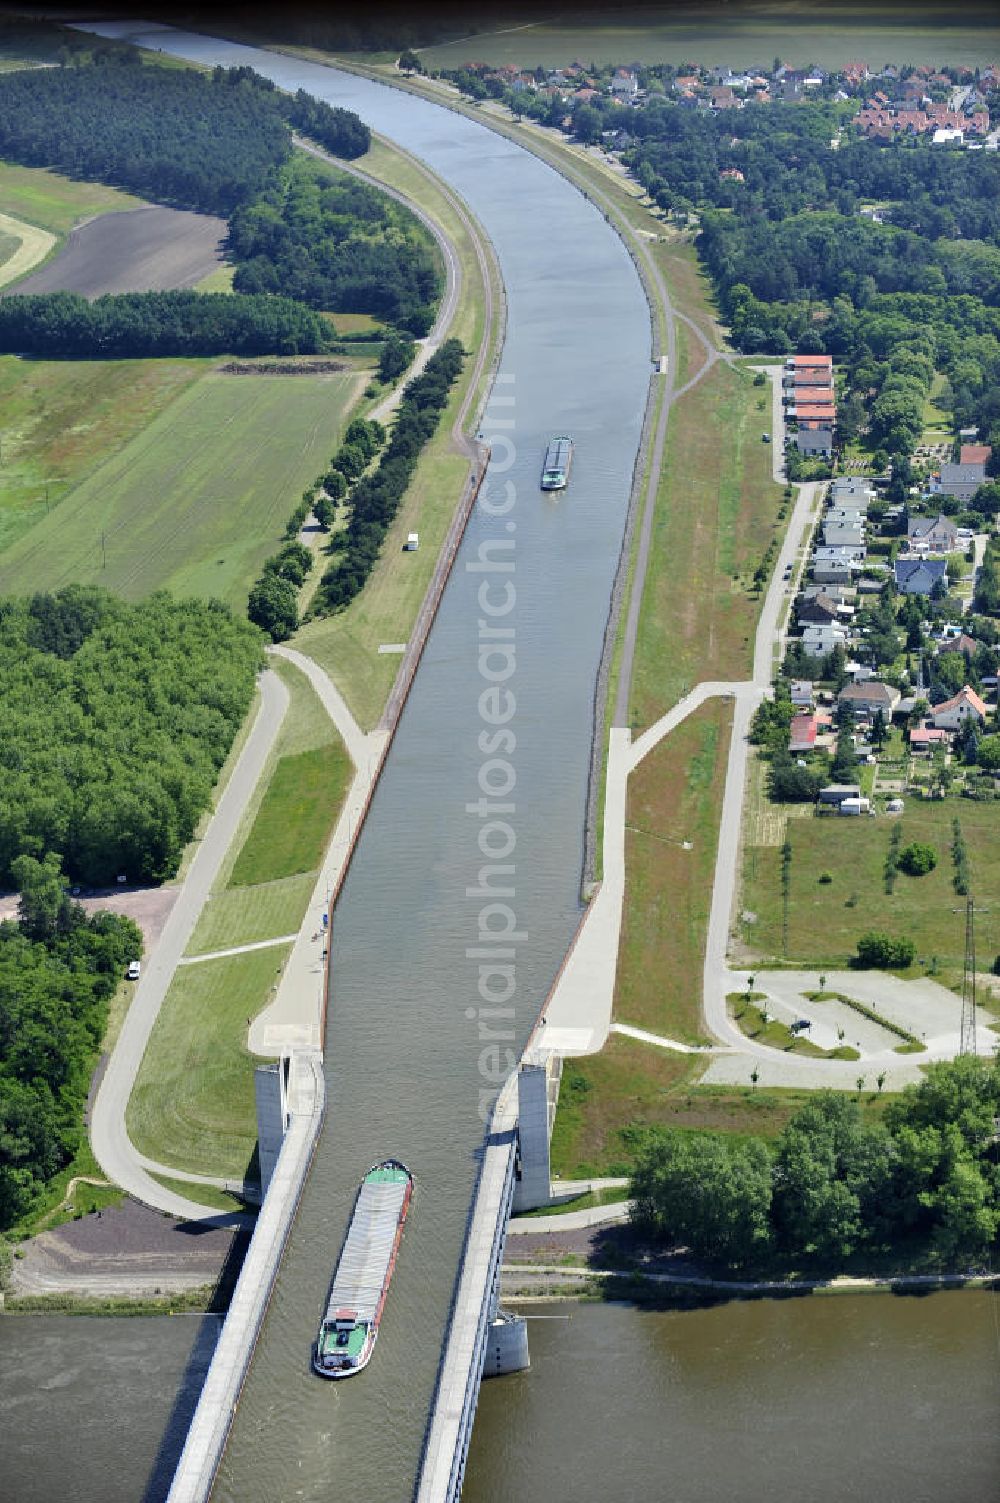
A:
464,1292,1000,1503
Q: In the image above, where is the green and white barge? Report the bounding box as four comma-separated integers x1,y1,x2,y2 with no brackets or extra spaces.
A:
540,435,573,491
313,1159,413,1379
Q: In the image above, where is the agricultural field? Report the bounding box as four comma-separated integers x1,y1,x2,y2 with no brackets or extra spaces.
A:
739,798,1000,982
0,159,143,237
0,369,364,608
10,204,226,298
417,4,1000,70
0,354,211,555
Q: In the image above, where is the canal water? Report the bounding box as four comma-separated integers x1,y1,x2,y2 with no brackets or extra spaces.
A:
77,23,653,1502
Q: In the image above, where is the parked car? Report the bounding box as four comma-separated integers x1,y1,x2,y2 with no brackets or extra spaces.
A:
126,960,141,981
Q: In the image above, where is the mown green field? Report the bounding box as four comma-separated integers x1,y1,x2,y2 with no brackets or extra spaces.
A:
0,370,362,607
187,655,350,958
0,354,211,556
0,159,143,236
740,799,1000,977
127,946,290,1178
418,4,1000,69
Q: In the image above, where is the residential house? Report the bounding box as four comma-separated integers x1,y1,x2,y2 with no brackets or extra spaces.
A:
909,724,950,753
930,685,988,731
823,522,866,549
906,513,959,552
788,713,818,753
938,632,980,661
709,85,738,110
609,68,639,101
837,680,900,721
790,680,814,709
894,556,948,595
815,544,866,567
830,478,874,504
818,784,862,805
795,428,833,457
802,621,849,658
812,559,856,587
959,443,991,467
798,591,843,626
932,461,986,503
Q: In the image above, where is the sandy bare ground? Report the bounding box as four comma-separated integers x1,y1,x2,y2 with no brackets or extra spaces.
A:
0,209,56,289
9,1199,238,1299
0,884,178,954
6,205,226,298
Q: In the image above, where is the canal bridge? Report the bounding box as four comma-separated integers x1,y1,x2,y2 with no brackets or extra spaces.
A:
83,20,652,1502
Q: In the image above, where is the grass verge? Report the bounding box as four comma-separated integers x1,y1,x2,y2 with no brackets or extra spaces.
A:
293,132,501,729
614,699,732,1044
550,1034,892,1179
127,946,291,1178
229,741,352,885
148,1173,251,1214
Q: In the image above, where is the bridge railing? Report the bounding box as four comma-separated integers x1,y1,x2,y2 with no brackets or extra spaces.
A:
415,1074,519,1503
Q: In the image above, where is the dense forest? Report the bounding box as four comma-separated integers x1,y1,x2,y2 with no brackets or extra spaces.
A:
632,1057,1000,1270
604,98,1000,455
0,57,441,354
0,288,331,357
0,854,142,1228
314,338,465,614
0,55,366,212
230,155,440,335
0,588,264,886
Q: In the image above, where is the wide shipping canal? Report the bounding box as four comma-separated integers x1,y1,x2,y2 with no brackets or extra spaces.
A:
13,21,997,1503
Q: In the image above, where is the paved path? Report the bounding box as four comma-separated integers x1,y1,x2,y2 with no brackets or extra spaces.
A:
508,1201,630,1235
89,670,289,1223
249,647,387,1053
610,1022,716,1055
178,934,297,965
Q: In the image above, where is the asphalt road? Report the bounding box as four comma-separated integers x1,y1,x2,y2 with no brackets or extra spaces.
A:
89,669,289,1223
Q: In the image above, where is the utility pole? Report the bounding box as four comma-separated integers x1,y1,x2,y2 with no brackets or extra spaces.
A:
957,897,989,1056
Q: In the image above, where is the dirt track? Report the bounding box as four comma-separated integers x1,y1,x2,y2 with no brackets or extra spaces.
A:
6,205,226,298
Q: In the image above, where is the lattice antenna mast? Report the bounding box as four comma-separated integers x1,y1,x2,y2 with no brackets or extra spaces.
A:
960,894,977,1057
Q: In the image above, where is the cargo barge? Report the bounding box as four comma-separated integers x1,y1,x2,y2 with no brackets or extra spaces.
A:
313,1160,413,1379
540,435,573,490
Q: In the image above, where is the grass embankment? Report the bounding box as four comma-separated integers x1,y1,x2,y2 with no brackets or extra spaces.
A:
3,1139,123,1244
740,800,1000,983
294,133,500,729
0,369,362,607
614,699,732,1044
549,1034,891,1179
627,360,783,729
0,355,210,556
187,655,352,956
148,1173,247,1213
130,661,351,1180
127,945,290,1179
414,7,999,70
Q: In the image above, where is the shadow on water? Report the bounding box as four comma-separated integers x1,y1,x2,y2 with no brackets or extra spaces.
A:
139,1314,222,1503
139,1221,253,1502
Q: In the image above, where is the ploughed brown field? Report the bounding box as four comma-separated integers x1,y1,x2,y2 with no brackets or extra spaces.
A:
6,204,226,298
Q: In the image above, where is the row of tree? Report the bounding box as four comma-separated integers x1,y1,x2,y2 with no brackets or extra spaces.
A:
0,290,331,359
631,1057,1000,1269
313,339,465,614
0,855,142,1228
0,588,264,886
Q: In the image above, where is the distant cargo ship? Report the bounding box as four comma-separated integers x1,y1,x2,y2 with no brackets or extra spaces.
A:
313,1160,413,1379
540,436,573,490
